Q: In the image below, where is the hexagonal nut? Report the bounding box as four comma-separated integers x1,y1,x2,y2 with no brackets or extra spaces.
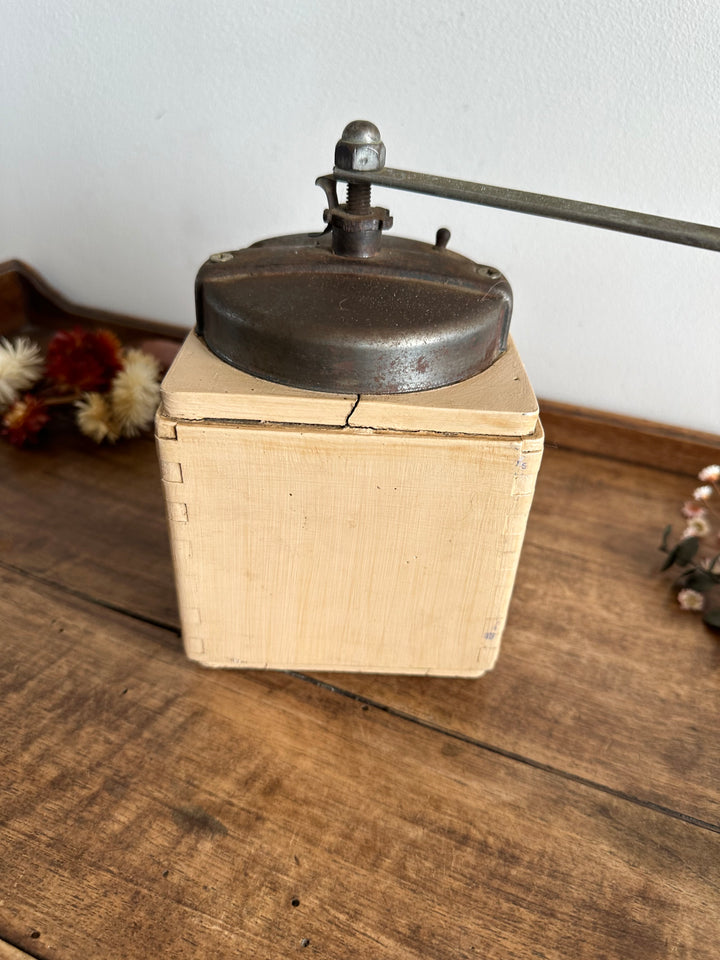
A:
335,120,386,171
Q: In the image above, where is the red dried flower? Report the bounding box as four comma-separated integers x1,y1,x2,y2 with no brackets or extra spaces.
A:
45,327,123,391
2,394,50,447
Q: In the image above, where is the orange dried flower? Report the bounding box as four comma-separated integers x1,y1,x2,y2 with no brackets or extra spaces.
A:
45,327,123,391
1,394,49,446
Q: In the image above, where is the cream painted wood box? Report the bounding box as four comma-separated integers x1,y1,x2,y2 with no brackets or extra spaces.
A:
156,332,543,676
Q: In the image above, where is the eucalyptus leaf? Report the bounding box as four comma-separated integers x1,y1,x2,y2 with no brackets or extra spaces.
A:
702,607,720,630
676,570,716,593
660,524,672,552
674,536,700,567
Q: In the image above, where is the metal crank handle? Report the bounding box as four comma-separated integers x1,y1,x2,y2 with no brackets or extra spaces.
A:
332,165,720,253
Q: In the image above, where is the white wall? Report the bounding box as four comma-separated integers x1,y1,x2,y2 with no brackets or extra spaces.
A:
3,0,719,433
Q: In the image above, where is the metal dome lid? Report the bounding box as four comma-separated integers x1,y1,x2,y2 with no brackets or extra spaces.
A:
195,121,511,395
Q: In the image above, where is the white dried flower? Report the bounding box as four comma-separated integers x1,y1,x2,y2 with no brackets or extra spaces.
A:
693,485,714,501
678,589,704,611
0,337,44,407
698,465,720,483
682,517,710,539
110,349,161,437
75,393,119,443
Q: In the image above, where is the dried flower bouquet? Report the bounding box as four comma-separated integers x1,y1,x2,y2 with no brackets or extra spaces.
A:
660,464,720,630
0,328,161,447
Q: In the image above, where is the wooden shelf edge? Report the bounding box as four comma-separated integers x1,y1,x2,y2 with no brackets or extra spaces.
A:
0,259,187,342
540,399,720,476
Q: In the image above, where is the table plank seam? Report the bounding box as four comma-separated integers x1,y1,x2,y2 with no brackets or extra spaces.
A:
290,672,720,835
0,559,181,638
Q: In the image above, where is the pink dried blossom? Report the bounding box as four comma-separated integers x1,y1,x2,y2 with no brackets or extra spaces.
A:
681,500,707,519
678,589,704,611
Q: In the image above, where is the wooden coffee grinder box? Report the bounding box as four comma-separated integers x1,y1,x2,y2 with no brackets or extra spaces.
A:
156,121,543,677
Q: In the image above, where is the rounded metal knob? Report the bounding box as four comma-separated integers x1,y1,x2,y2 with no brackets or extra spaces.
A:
335,120,386,172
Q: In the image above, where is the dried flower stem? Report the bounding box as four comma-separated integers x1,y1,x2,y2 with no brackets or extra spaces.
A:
41,393,84,407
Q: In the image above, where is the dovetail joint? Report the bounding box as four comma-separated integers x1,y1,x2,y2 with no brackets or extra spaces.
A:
168,501,188,522
161,460,183,483
155,414,178,440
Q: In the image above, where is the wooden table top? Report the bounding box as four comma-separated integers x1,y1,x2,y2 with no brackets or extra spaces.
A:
2,410,719,959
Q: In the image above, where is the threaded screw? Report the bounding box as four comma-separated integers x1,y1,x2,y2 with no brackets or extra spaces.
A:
346,182,372,215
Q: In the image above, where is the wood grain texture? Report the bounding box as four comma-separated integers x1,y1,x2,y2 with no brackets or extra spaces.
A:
157,416,542,674
0,429,177,626
3,432,717,820
2,568,718,960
